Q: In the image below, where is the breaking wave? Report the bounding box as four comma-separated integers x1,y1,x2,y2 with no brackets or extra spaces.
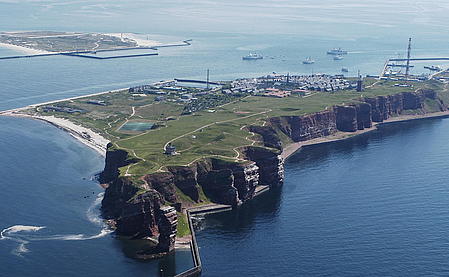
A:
0,192,112,256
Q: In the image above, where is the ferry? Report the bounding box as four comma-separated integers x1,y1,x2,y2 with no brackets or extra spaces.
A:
242,53,263,60
333,55,343,61
302,57,315,64
327,48,348,55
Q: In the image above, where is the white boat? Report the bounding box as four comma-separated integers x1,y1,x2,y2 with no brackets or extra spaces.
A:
327,48,348,55
242,53,263,60
302,57,315,64
333,55,343,61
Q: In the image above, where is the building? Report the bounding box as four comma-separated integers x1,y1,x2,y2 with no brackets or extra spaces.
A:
164,143,177,155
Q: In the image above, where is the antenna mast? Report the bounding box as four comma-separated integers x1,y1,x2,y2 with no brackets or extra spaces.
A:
405,38,412,79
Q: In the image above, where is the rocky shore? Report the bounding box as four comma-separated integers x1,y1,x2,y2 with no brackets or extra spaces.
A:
99,88,449,258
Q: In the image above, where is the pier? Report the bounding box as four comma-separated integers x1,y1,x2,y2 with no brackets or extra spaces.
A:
380,57,449,78
174,185,270,277
174,78,223,86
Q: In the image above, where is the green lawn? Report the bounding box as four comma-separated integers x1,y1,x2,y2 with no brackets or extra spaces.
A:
32,78,446,177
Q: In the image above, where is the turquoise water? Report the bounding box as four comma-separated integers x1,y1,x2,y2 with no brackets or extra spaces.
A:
2,1,449,276
120,121,154,132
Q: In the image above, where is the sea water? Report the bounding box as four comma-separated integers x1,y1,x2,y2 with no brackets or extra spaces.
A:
2,0,449,276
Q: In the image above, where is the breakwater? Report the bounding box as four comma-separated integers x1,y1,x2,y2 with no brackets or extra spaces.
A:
62,52,158,60
175,78,223,86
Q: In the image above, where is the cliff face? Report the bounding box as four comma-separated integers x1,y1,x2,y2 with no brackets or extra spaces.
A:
101,89,445,258
167,166,200,202
269,110,337,142
99,144,140,183
269,90,443,142
335,105,358,132
101,152,178,256
248,125,282,150
242,146,284,187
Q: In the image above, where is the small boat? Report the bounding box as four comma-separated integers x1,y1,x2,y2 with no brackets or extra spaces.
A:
424,65,442,71
387,63,414,68
242,53,263,60
333,55,343,61
341,67,349,72
327,48,348,55
302,57,315,64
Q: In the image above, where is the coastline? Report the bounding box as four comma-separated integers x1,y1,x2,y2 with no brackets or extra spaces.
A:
0,42,52,55
0,90,124,157
0,87,131,157
0,32,161,56
281,110,449,161
3,112,109,157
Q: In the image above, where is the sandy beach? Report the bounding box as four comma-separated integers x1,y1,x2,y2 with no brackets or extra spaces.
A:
2,112,109,156
0,42,52,55
281,110,449,160
0,88,128,157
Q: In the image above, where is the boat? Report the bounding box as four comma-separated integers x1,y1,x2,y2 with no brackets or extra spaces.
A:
387,63,414,68
327,48,348,55
242,53,263,60
341,67,349,72
302,57,315,64
424,65,442,71
333,55,343,61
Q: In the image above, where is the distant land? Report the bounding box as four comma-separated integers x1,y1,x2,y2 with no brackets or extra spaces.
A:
0,31,160,54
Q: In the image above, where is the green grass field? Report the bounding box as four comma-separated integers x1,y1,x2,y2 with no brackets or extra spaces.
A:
31,78,446,177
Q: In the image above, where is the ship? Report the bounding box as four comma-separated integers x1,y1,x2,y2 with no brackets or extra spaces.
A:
242,53,263,60
424,65,442,71
387,63,414,68
333,55,343,61
327,48,348,55
302,57,315,64
341,67,349,72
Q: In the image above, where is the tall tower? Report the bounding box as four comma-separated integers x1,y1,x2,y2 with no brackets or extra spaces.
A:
356,70,363,92
405,38,412,79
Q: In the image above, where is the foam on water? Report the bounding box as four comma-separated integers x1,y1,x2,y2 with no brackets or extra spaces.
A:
1,192,112,256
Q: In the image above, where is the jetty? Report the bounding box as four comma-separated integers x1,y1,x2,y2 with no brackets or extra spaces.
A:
175,185,270,277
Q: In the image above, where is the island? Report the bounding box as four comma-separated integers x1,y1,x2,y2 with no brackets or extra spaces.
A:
3,72,449,274
0,31,191,60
